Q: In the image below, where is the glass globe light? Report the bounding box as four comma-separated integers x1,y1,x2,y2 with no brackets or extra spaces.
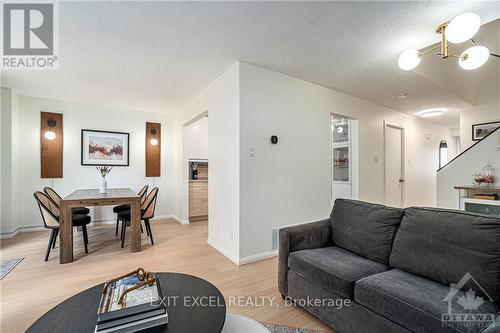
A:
446,13,481,44
398,49,421,70
459,46,490,70
44,130,56,140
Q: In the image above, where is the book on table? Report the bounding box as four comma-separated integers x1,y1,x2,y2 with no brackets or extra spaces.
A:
95,269,167,333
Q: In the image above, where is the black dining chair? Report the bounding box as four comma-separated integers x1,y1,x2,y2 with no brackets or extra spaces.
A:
33,191,91,261
118,187,159,248
113,185,148,236
44,187,90,215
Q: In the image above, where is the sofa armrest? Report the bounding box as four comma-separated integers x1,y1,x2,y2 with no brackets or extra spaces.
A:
278,219,332,296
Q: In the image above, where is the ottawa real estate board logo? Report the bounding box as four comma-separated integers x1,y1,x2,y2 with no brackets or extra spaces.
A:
2,2,59,70
442,273,497,330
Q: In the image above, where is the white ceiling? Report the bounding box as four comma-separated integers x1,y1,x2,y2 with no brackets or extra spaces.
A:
3,1,500,128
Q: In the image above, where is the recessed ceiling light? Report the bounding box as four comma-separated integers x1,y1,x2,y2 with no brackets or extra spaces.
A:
396,92,408,99
418,108,447,118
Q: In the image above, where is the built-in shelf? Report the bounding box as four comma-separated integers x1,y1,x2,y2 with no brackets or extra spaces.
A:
189,179,208,183
454,185,500,192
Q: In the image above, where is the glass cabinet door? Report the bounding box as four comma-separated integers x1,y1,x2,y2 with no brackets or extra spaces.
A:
333,147,350,182
332,116,349,144
464,202,500,218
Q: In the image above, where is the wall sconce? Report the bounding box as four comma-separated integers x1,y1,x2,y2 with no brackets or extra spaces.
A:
149,128,158,146
439,140,448,168
44,119,57,140
398,13,499,71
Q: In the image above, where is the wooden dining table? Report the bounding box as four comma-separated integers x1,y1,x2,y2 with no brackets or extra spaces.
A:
59,188,141,264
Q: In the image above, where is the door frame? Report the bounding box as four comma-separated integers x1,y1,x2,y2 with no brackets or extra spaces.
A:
330,113,359,207
383,121,406,207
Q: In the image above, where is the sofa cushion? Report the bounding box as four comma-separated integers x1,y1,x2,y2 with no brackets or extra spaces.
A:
390,207,500,303
288,246,389,299
330,199,403,265
355,269,500,333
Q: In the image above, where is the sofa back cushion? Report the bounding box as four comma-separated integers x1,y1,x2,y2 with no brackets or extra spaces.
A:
390,207,500,303
330,199,403,265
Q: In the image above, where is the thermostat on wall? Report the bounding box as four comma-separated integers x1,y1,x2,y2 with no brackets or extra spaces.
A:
270,135,278,144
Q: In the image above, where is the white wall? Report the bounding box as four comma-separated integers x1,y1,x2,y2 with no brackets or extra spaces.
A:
437,131,499,209
1,94,176,236
238,62,457,258
180,63,241,262
183,116,208,160
1,87,13,234
460,104,500,150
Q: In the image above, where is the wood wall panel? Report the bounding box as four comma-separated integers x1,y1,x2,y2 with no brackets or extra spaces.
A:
40,112,63,178
146,122,161,177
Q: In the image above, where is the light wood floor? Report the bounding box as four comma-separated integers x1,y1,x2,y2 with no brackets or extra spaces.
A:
0,219,334,333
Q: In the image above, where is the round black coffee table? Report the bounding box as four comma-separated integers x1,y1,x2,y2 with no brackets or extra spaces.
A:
26,272,226,333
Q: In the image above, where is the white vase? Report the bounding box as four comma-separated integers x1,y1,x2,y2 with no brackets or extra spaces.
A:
99,178,107,194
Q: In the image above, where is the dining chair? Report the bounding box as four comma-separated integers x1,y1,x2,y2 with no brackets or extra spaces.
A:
113,185,148,236
34,191,91,261
118,187,159,248
43,187,90,215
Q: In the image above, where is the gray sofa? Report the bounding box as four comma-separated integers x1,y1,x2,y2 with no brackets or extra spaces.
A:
278,199,500,333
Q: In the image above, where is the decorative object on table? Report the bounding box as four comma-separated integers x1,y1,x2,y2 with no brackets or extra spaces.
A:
96,267,167,333
81,129,129,166
40,111,63,178
26,272,226,333
97,166,113,194
191,162,199,180
473,171,486,186
472,121,500,141
0,257,24,280
262,322,324,333
145,122,161,177
481,161,496,185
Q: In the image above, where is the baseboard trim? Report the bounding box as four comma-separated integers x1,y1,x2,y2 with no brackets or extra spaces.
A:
0,225,46,239
1,215,185,239
152,215,189,225
239,250,278,265
207,238,240,265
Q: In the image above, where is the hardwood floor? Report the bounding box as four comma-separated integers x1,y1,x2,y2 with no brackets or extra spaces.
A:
0,219,334,333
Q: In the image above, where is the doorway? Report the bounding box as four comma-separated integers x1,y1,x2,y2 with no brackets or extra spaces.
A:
384,122,405,208
183,112,209,224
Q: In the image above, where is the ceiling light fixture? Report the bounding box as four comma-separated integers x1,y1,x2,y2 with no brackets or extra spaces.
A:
398,13,498,71
418,108,447,118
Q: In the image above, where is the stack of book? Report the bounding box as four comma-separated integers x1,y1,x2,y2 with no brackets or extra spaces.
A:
95,271,167,333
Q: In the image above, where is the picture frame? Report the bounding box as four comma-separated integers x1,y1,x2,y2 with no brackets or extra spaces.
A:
472,121,500,141
81,129,130,166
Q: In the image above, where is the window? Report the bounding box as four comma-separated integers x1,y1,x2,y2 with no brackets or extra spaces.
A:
439,140,448,168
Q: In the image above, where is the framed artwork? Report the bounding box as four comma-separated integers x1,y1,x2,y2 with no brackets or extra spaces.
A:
81,129,129,166
472,121,500,141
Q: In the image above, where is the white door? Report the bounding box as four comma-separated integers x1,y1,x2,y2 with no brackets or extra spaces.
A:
385,124,404,207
